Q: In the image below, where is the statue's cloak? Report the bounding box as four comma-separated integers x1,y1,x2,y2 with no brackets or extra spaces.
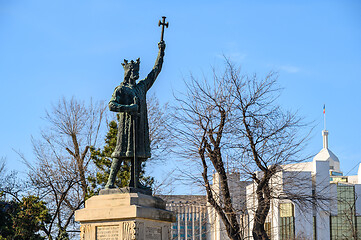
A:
109,78,153,159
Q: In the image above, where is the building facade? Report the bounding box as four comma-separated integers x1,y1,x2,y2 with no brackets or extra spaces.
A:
246,129,361,240
161,129,361,239
159,195,208,240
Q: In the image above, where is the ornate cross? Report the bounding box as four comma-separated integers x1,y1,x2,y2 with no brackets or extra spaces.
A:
158,16,169,42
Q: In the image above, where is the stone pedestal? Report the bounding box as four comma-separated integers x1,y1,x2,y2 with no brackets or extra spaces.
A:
75,189,175,240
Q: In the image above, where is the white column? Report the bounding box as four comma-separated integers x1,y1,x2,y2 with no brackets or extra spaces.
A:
322,130,329,149
198,206,201,240
169,204,173,238
191,205,193,238
185,205,188,239
178,205,181,240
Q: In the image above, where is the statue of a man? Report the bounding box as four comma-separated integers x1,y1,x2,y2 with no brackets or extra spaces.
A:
105,41,166,189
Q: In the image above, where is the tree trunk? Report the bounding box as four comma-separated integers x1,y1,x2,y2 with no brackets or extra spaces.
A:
252,182,271,240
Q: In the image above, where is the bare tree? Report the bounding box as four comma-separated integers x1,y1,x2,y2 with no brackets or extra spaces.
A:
229,68,310,240
146,94,179,194
172,65,243,240
172,60,312,240
147,93,173,163
0,157,23,202
23,97,106,239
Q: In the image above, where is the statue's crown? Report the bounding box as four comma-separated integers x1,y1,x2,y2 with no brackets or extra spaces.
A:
121,58,140,72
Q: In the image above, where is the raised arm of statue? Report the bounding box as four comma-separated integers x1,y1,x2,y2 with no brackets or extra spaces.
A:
141,41,166,91
109,87,138,113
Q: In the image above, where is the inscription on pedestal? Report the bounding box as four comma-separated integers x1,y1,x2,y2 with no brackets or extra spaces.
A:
145,226,162,240
96,226,119,240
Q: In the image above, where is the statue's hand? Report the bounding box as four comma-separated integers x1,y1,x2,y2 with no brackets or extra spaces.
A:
158,41,166,51
129,96,139,113
129,104,138,113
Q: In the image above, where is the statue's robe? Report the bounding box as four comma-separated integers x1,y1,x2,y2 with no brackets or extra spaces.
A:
109,53,163,159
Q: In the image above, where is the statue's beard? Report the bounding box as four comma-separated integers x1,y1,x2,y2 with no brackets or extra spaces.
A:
123,74,138,86
128,77,137,85
130,75,138,82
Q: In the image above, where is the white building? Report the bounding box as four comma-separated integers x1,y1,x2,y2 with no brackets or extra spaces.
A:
162,129,361,239
160,173,249,240
246,129,361,240
208,172,250,240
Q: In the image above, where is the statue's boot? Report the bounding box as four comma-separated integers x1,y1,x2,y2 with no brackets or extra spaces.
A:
129,157,136,188
105,158,122,189
134,158,151,191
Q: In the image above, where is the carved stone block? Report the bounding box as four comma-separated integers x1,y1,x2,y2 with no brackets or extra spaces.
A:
75,192,175,240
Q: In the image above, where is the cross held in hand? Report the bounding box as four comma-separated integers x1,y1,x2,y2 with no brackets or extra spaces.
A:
158,16,169,42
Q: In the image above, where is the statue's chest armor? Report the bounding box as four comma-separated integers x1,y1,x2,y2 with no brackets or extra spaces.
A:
118,86,136,105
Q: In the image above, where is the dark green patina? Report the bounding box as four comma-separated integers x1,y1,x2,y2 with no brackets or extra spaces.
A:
105,17,168,192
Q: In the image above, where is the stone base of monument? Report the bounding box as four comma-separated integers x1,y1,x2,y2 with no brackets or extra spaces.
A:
75,188,175,240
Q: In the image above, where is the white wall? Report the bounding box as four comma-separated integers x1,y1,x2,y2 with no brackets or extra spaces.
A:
313,160,332,240
283,170,313,239
246,183,256,239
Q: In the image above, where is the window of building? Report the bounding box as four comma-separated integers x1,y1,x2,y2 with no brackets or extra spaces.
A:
264,222,272,239
331,171,343,176
330,177,348,183
356,216,361,239
313,216,317,240
279,203,295,240
280,203,294,218
169,204,208,240
330,185,358,240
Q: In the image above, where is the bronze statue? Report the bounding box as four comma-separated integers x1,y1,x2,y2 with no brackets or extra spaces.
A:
105,17,168,190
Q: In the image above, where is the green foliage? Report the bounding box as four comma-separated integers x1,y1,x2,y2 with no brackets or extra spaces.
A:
0,201,13,238
0,195,50,240
56,226,69,240
89,120,153,195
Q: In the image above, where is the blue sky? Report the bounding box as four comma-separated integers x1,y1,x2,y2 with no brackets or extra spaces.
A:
1,1,360,189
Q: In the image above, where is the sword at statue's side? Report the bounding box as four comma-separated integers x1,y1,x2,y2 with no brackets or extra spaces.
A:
132,96,138,188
